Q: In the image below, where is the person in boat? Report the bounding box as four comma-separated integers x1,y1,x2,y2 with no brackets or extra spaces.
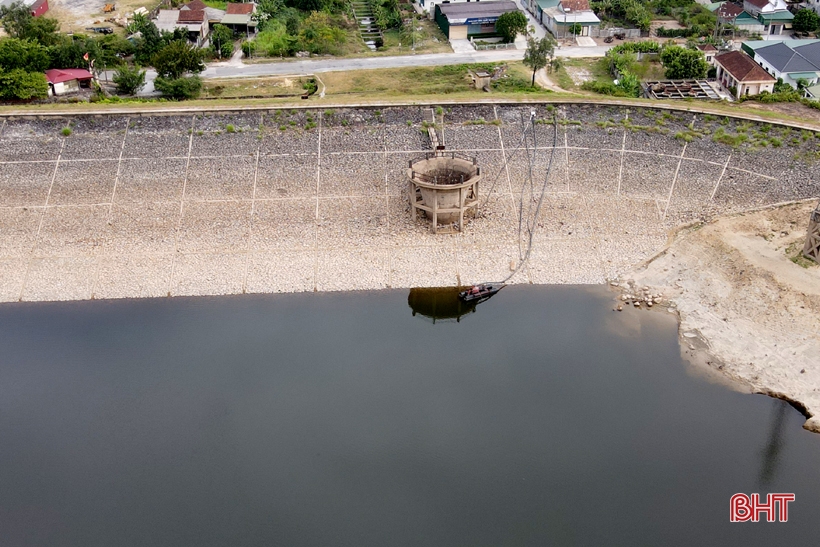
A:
470,285,481,295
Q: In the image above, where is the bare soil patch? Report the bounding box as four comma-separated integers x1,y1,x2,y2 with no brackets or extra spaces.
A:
740,101,820,124
617,202,820,432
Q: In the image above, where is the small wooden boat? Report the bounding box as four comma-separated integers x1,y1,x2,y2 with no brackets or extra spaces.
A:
459,283,504,303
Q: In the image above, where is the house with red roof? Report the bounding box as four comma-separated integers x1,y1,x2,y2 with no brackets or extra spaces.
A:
44,68,94,96
221,3,258,35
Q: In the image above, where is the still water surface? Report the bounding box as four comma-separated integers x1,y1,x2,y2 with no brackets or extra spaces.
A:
0,286,818,546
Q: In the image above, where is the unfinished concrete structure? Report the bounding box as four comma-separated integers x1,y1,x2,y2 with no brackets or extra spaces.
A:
804,202,820,263
407,151,480,233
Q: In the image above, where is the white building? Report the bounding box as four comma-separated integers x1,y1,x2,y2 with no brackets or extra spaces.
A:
542,0,600,38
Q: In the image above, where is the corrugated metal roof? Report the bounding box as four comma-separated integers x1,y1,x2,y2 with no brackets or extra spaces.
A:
438,1,518,21
758,10,793,21
220,13,251,24
45,69,94,84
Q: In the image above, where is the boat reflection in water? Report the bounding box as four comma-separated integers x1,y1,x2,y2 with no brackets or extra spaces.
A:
407,286,500,323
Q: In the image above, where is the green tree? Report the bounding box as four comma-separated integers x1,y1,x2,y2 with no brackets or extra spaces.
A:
113,64,147,95
567,23,582,36
0,67,48,100
523,35,556,87
373,0,401,30
0,2,60,45
286,0,322,10
793,9,820,33
254,20,296,56
154,75,202,99
255,0,285,23
95,34,136,67
495,11,528,43
128,13,165,65
0,37,50,72
278,7,302,35
210,24,235,59
152,40,205,78
660,45,709,79
48,35,107,69
298,12,345,54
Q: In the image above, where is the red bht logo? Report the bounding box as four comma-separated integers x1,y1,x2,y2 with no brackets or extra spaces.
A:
731,493,795,522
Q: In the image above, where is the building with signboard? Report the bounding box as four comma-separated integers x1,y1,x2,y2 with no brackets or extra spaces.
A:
434,1,520,40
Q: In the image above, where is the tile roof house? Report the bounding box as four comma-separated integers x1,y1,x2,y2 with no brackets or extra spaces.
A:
752,40,820,88
696,43,718,65
714,50,776,99
154,0,226,47
226,2,255,14
221,2,258,33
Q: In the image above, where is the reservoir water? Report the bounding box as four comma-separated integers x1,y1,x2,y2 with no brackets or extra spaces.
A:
0,286,818,546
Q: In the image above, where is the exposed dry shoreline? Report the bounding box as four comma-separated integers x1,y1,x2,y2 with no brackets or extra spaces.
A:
614,201,820,432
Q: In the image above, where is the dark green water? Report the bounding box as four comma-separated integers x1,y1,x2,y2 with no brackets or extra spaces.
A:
0,286,818,546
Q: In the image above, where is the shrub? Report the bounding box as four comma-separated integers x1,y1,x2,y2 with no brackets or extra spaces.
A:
112,65,147,95
0,67,48,100
61,127,72,136
154,76,202,100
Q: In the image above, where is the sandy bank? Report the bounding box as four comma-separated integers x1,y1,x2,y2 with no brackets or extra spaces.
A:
617,202,820,432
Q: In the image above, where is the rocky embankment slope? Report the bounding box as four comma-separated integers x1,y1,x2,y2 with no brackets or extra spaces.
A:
616,202,820,432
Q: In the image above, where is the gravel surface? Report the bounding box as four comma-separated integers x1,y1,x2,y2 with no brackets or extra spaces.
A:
0,105,817,303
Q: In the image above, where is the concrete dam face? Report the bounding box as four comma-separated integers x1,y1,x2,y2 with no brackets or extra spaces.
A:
0,104,818,302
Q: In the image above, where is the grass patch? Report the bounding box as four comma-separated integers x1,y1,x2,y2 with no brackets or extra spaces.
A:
712,127,747,147
320,62,551,98
463,118,501,126
61,127,72,136
202,76,308,99
786,242,818,268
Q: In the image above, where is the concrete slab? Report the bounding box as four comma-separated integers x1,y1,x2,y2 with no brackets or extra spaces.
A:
575,36,596,47
171,252,247,296
246,251,315,294
22,256,97,301
94,254,174,299
0,257,26,302
389,245,459,288
177,201,252,253
250,199,317,251
317,248,389,291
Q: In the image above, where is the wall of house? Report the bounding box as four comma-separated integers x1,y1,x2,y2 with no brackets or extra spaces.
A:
755,54,820,89
30,0,49,17
52,80,80,96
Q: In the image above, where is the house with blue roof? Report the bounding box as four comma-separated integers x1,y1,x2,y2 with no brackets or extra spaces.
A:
749,40,820,88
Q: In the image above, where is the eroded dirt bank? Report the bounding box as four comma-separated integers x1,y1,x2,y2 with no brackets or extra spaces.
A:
616,201,820,432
